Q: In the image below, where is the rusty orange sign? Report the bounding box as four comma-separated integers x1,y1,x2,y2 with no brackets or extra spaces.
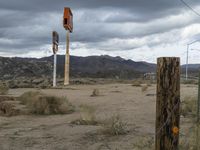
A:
63,7,73,32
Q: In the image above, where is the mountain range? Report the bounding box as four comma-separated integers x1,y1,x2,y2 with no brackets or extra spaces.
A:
0,55,199,80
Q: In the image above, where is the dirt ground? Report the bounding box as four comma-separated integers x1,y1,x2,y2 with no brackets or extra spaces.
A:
0,83,198,150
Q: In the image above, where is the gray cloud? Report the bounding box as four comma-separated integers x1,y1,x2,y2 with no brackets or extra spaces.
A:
0,0,200,55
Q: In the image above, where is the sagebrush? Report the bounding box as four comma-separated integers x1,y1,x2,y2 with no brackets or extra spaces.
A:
102,115,128,136
19,91,75,115
0,85,9,95
71,104,98,125
181,96,197,117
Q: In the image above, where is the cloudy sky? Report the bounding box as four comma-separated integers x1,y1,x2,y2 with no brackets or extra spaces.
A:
0,0,200,64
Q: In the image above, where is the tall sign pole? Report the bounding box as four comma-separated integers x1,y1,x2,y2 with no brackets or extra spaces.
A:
63,7,73,86
52,31,59,87
64,30,70,85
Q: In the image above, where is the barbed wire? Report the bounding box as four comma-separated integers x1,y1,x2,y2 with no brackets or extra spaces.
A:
155,99,200,149
156,100,181,136
180,123,197,149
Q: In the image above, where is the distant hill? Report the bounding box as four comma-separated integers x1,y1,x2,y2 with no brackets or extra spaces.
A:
0,55,156,80
0,55,199,80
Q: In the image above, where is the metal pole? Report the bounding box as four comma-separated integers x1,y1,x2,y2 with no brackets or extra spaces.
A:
186,44,189,80
64,30,70,85
53,53,57,87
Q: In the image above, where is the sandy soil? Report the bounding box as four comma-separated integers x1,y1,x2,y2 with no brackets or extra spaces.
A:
0,83,198,150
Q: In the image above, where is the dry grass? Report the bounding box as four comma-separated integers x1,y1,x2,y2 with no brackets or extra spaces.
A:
181,96,197,117
132,80,142,87
102,115,128,136
179,123,200,150
18,91,75,115
91,89,100,97
132,137,154,150
141,85,148,92
132,79,154,87
0,85,9,95
19,91,43,105
0,96,15,103
0,102,19,116
181,79,198,85
71,104,98,125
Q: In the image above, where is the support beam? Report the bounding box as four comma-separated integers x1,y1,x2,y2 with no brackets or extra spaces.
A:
53,53,57,87
198,72,200,123
156,57,181,150
64,30,70,85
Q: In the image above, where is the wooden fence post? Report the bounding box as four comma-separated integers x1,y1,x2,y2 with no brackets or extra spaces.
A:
156,57,181,150
197,72,200,123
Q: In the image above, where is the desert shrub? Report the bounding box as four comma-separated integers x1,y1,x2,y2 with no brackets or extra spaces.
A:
91,89,100,97
182,79,198,85
0,96,15,103
132,80,142,87
0,85,9,95
19,91,75,115
18,91,43,105
181,96,197,117
132,79,153,87
102,115,128,136
71,104,98,125
141,85,148,92
0,102,19,116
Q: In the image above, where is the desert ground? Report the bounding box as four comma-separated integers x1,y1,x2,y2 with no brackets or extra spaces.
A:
0,83,198,150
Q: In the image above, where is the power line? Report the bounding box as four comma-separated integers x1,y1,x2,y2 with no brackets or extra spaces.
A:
180,0,200,17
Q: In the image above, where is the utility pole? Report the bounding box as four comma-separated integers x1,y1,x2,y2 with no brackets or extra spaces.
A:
156,57,180,150
63,7,73,86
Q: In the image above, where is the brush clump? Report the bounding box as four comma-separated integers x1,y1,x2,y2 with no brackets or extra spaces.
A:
18,91,75,115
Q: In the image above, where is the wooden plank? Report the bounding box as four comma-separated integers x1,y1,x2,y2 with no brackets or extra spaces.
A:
156,57,180,150
64,30,70,85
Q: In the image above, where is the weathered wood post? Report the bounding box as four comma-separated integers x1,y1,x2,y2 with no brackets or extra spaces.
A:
64,30,70,85
197,72,200,123
197,72,200,150
156,57,181,150
63,7,73,86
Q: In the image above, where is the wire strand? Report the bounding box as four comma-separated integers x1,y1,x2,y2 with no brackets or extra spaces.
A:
180,0,200,17
156,101,180,136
